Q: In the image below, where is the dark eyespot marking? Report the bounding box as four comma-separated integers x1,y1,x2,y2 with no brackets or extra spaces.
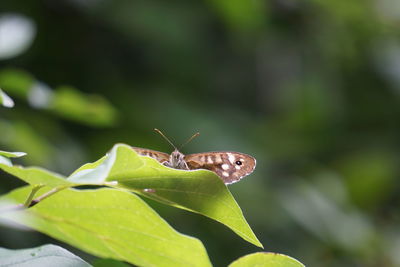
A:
235,161,242,165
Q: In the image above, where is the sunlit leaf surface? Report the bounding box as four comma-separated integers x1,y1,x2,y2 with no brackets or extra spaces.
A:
229,252,305,267
0,143,262,248
0,186,212,267
71,144,263,248
0,164,73,188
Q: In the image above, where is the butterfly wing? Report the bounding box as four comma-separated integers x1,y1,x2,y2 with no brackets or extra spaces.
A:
184,151,256,184
132,147,170,164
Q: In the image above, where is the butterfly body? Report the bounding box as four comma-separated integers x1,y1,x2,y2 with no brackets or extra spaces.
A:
132,147,256,184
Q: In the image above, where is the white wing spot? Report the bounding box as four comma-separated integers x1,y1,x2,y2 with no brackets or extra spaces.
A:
222,171,229,177
222,164,229,170
207,156,213,164
227,153,235,164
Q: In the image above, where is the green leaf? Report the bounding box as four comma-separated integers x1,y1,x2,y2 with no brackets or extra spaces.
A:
0,186,212,267
0,88,14,108
0,121,55,166
0,244,91,267
206,0,266,33
0,150,26,167
0,150,27,158
70,144,263,248
51,86,118,127
1,143,262,248
0,68,34,98
0,68,118,127
229,252,305,267
0,164,73,188
92,258,130,267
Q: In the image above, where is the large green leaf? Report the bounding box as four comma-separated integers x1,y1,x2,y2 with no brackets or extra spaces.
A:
70,144,263,248
0,186,211,267
229,252,305,267
0,143,262,248
0,244,90,267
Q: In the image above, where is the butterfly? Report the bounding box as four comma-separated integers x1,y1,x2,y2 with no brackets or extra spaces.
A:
132,129,256,184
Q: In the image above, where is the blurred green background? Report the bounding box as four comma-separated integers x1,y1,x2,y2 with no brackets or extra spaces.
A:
1,0,400,266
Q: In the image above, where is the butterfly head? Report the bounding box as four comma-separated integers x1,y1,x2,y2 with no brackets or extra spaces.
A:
169,149,188,169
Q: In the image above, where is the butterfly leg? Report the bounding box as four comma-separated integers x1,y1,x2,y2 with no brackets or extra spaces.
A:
163,160,189,170
163,161,173,167
179,161,190,170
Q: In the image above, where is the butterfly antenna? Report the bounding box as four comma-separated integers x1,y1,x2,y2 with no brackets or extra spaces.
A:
179,132,200,150
154,128,177,150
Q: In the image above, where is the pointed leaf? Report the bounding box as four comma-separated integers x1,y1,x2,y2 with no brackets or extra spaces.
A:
0,150,27,167
70,144,263,248
229,252,305,267
0,150,27,158
0,186,212,267
1,143,262,248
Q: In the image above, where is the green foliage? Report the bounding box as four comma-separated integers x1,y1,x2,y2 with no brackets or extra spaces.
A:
88,145,262,247
0,121,55,166
0,69,34,98
0,150,26,167
0,144,262,248
0,145,306,266
51,86,118,127
206,0,266,33
229,252,305,267
0,68,118,126
0,186,212,267
0,164,73,187
0,244,91,267
92,258,130,267
0,150,26,158
2,0,399,265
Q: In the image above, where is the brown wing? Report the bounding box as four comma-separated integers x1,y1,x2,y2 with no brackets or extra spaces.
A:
132,147,170,164
185,151,256,184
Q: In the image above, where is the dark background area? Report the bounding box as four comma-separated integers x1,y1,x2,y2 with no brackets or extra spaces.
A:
1,0,400,266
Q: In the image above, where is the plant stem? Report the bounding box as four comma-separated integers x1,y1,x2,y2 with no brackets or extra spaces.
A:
28,186,68,207
23,184,44,208
0,185,69,213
